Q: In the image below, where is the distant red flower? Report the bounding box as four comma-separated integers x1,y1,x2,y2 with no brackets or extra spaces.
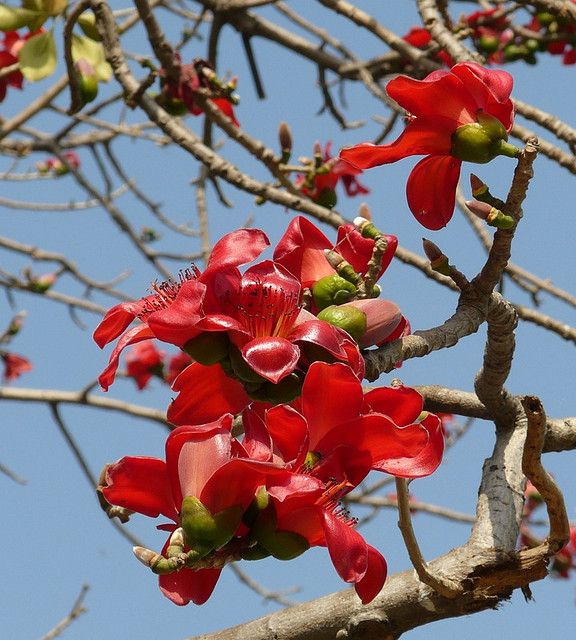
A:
0,31,25,102
296,142,368,207
165,351,192,385
125,341,165,390
2,352,32,382
36,151,81,176
402,27,454,67
340,62,517,230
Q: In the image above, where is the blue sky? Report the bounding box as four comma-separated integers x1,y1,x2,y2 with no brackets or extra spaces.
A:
1,1,575,638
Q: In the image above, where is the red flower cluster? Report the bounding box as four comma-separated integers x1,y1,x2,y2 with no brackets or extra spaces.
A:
402,27,454,67
526,7,576,66
97,218,445,606
340,62,517,230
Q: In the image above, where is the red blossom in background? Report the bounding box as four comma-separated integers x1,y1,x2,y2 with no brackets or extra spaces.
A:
1,352,32,382
295,142,369,207
0,31,25,102
125,341,165,390
402,27,454,67
340,62,516,230
165,351,192,385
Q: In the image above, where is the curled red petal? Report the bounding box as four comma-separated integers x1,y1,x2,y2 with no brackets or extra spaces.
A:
354,544,387,604
261,404,309,466
98,324,156,391
205,228,269,272
211,98,239,126
241,336,300,383
363,385,423,426
102,456,177,521
167,363,249,426
374,413,445,478
273,216,334,286
93,300,148,348
406,155,461,230
159,564,222,606
321,508,368,584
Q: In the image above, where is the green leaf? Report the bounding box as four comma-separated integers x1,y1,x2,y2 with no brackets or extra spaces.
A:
71,34,111,82
0,5,47,30
17,30,57,82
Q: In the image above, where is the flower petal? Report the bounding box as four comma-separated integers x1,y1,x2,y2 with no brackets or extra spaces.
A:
93,299,149,348
98,324,156,391
206,228,269,271
354,544,387,604
159,565,222,605
376,412,445,478
321,508,368,584
340,117,454,169
273,216,334,287
406,155,461,230
241,336,300,383
386,71,479,124
335,224,397,279
262,404,309,466
101,456,177,521
146,279,206,346
301,362,364,449
363,385,423,426
167,363,249,426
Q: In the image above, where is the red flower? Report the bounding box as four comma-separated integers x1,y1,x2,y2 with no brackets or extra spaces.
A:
274,216,396,290
125,340,165,390
340,63,516,230
1,351,32,382
94,228,270,390
402,27,454,67
266,475,387,603
101,416,291,605
165,351,192,385
295,142,368,207
0,31,25,102
242,361,444,483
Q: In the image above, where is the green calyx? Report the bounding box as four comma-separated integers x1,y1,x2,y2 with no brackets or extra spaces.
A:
312,274,357,311
251,500,310,561
316,188,337,209
180,496,243,557
245,372,303,404
183,332,230,366
228,344,266,384
317,304,367,341
451,112,519,164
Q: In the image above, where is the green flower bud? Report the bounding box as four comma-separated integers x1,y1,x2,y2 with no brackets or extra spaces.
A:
478,34,500,54
535,12,555,27
312,274,357,311
180,496,242,557
183,332,230,366
451,112,518,163
75,59,98,106
251,500,309,561
154,92,188,116
317,304,367,341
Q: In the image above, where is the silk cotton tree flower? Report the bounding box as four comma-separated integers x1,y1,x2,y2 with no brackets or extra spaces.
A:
273,216,409,346
340,62,518,230
242,361,445,483
100,415,302,606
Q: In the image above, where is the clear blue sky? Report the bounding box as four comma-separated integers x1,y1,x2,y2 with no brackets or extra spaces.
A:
2,1,575,638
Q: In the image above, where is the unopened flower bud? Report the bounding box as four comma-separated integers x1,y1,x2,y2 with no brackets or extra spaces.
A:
312,274,357,311
7,311,26,336
358,202,372,222
317,304,367,341
313,141,323,168
278,121,292,156
353,216,382,239
316,188,337,209
78,11,101,41
465,199,515,229
470,173,489,200
74,59,98,106
29,272,57,293
323,250,361,285
343,299,404,347
422,238,451,276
